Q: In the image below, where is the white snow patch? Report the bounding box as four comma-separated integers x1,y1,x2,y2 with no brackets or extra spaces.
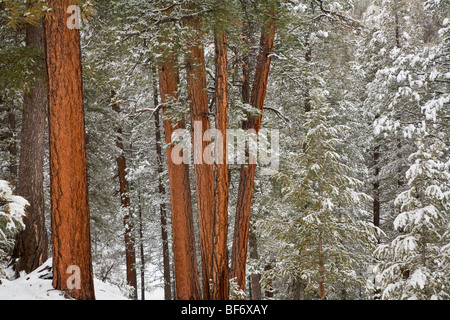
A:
409,268,427,290
0,259,130,300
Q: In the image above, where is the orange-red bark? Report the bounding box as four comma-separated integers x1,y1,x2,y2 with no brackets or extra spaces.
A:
210,29,230,300
159,58,202,300
185,11,215,299
231,14,276,295
44,0,95,300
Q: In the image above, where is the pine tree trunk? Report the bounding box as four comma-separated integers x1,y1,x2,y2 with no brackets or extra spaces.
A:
158,58,201,300
210,29,229,300
113,99,138,300
152,66,172,300
373,144,381,232
373,140,382,300
12,20,48,274
318,225,325,300
138,193,145,300
249,229,261,300
185,9,215,299
43,0,95,300
230,15,276,295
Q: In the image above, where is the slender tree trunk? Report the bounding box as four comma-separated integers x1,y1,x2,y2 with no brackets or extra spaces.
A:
12,20,48,274
112,95,138,300
113,99,138,300
239,0,255,106
43,0,95,300
138,193,145,300
373,145,381,300
152,66,172,300
395,11,401,49
185,8,215,299
249,229,261,300
231,14,276,295
158,57,201,300
373,144,381,234
304,31,313,113
393,10,405,191
318,225,325,300
210,28,229,300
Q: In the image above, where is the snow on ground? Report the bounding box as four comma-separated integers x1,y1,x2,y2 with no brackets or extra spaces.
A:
0,259,164,300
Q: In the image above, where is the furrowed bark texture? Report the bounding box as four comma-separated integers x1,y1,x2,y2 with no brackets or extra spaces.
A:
12,21,48,274
231,15,276,294
210,29,229,300
158,58,201,300
185,12,215,299
44,0,95,300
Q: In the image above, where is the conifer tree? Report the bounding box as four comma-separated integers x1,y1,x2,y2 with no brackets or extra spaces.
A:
44,0,95,300
260,90,377,300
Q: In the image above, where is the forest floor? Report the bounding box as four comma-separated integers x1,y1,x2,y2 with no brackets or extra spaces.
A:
0,259,164,300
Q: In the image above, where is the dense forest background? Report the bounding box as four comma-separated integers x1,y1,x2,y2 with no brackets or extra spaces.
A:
0,0,449,300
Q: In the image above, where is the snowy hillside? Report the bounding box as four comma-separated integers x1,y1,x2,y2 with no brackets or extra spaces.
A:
0,259,164,300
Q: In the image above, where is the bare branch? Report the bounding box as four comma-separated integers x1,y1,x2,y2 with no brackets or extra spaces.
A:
264,106,290,123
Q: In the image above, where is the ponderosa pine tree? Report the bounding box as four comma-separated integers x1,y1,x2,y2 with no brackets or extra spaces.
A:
210,17,230,300
2,0,448,302
159,57,202,300
231,4,277,295
184,2,215,299
44,0,95,300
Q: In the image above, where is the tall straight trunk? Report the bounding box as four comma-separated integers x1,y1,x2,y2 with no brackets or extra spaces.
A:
158,58,201,300
394,10,405,190
184,8,215,299
113,99,138,300
138,193,145,300
373,144,381,233
12,20,48,274
373,119,381,299
210,29,229,300
318,225,325,300
43,0,95,300
152,66,172,300
230,14,276,294
239,0,256,106
304,31,312,113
